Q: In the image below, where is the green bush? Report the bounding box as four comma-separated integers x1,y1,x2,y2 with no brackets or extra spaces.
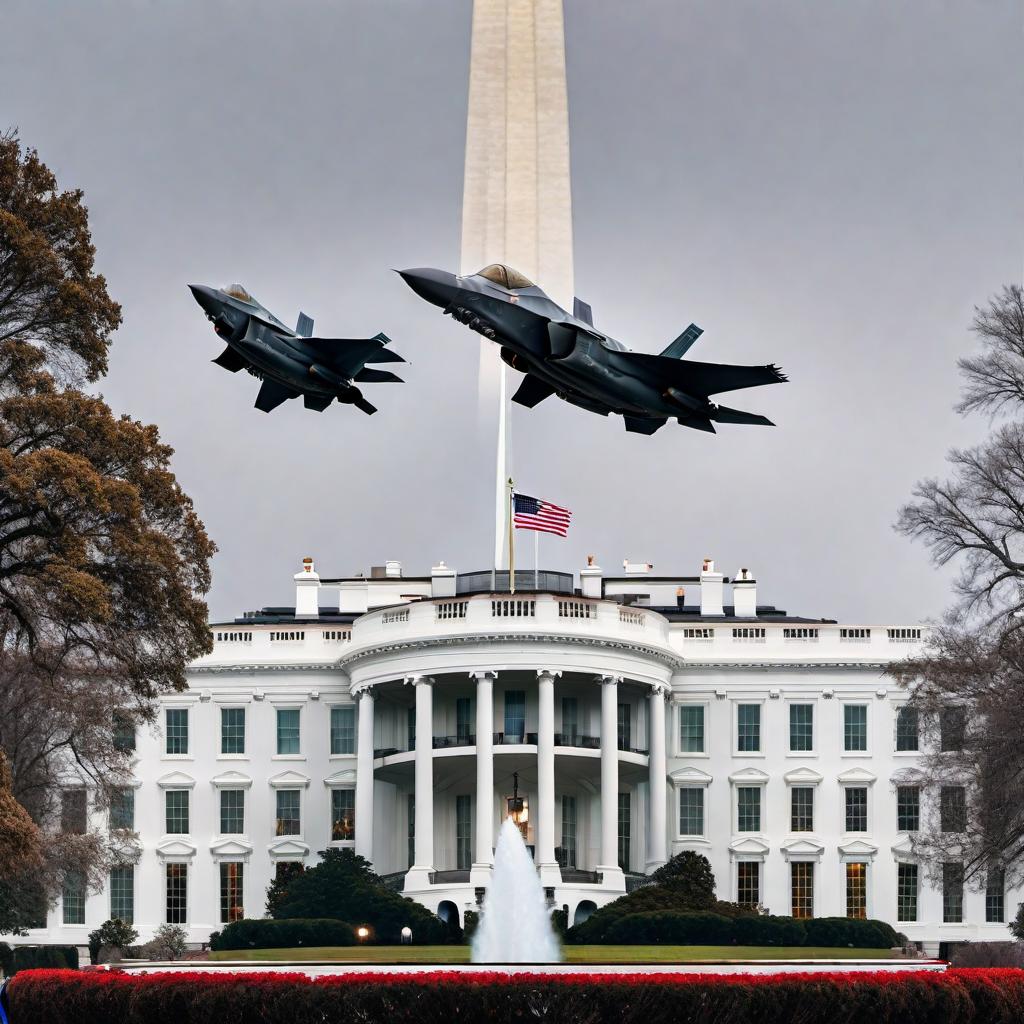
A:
803,917,899,949
210,918,356,951
9,945,78,975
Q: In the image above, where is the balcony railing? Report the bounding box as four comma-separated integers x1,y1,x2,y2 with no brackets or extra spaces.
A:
494,731,538,745
554,732,600,749
432,734,476,749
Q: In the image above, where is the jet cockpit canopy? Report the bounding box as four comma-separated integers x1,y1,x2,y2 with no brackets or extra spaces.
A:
224,284,255,302
477,264,534,289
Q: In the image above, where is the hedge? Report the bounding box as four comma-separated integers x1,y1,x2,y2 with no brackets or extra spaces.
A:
570,910,898,948
6,968,1024,1024
210,918,356,951
3,945,78,976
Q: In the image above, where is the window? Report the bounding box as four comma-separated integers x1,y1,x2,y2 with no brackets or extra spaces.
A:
617,792,631,871
888,628,921,642
504,690,526,740
846,862,867,919
737,862,760,907
897,863,918,922
110,865,134,924
732,627,766,641
61,788,87,833
456,794,472,870
791,862,814,918
330,706,356,755
843,705,868,751
166,707,189,755
113,714,136,752
165,790,189,834
737,704,761,752
166,863,187,924
407,793,415,868
561,795,577,867
942,862,964,923
840,628,871,641
986,867,1005,923
110,788,135,831
276,709,301,755
220,862,244,923
331,789,355,842
940,707,966,752
456,698,473,744
220,789,244,834
679,788,704,836
276,789,301,836
844,787,867,832
679,705,705,753
617,703,632,750
221,707,245,755
783,627,818,640
407,706,416,750
940,786,966,833
737,786,761,832
62,873,85,925
895,706,919,751
561,697,579,742
789,704,814,751
790,787,814,832
896,786,920,832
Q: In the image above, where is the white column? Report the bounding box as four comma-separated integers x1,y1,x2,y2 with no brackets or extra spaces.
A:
536,669,561,885
355,689,376,863
471,670,496,885
597,675,625,887
404,676,435,891
646,687,668,872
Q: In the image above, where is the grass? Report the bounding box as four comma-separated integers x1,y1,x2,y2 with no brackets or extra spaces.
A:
210,944,899,964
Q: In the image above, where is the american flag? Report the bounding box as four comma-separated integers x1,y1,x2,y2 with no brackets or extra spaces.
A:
513,492,572,537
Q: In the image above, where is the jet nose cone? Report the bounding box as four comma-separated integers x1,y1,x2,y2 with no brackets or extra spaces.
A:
189,284,220,315
398,268,459,309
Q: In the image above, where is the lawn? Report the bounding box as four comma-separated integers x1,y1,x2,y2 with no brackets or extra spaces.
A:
210,944,899,964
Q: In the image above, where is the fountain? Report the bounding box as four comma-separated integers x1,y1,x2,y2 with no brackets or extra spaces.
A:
472,779,562,963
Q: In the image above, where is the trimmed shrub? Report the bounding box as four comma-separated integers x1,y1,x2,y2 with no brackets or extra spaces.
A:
597,911,809,947
803,916,899,949
9,967,1023,1024
9,945,78,975
211,918,356,952
730,914,807,947
952,942,1024,968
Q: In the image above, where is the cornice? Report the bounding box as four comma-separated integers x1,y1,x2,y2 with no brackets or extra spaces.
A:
191,661,341,675
677,662,891,671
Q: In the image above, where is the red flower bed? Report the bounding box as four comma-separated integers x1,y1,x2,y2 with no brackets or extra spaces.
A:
6,967,1024,1024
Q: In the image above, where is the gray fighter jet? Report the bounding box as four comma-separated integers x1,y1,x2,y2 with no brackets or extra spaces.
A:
399,264,785,433
189,283,404,414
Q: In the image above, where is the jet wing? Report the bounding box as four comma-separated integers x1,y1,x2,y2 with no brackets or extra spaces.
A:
511,374,556,408
305,332,404,376
624,415,667,435
615,351,787,397
212,346,248,373
254,378,299,413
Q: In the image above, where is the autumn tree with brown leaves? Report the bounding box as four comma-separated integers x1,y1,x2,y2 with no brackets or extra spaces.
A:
0,132,215,932
892,284,1024,891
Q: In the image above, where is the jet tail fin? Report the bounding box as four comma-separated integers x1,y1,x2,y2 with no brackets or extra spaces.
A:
296,312,314,337
573,297,593,325
712,404,775,426
660,323,703,359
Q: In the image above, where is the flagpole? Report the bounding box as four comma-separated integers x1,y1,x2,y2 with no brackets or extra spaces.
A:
508,478,515,595
534,530,539,591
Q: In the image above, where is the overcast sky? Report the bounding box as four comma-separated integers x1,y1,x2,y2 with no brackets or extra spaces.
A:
3,1,1021,623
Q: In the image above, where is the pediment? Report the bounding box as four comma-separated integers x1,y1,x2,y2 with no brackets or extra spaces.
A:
669,766,713,787
891,766,926,785
891,834,917,859
729,836,770,858
728,766,770,784
781,838,825,860
211,770,253,790
269,770,310,789
838,839,878,860
156,837,197,859
837,766,877,785
324,769,358,788
784,766,823,786
210,837,253,859
157,771,195,790
267,838,310,858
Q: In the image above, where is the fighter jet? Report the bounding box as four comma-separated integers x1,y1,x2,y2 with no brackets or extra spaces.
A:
189,283,404,414
399,264,785,434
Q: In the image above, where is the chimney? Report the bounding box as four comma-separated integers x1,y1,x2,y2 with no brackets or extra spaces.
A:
623,559,653,575
385,560,402,579
294,557,321,618
581,554,602,599
699,557,724,616
431,561,456,598
676,586,686,610
733,567,757,617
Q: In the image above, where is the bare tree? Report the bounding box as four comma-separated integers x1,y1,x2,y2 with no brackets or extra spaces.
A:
893,284,1024,888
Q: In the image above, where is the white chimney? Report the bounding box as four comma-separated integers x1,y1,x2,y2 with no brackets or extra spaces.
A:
431,561,456,598
581,554,602,599
699,557,724,616
385,560,402,579
294,557,321,618
733,567,757,617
